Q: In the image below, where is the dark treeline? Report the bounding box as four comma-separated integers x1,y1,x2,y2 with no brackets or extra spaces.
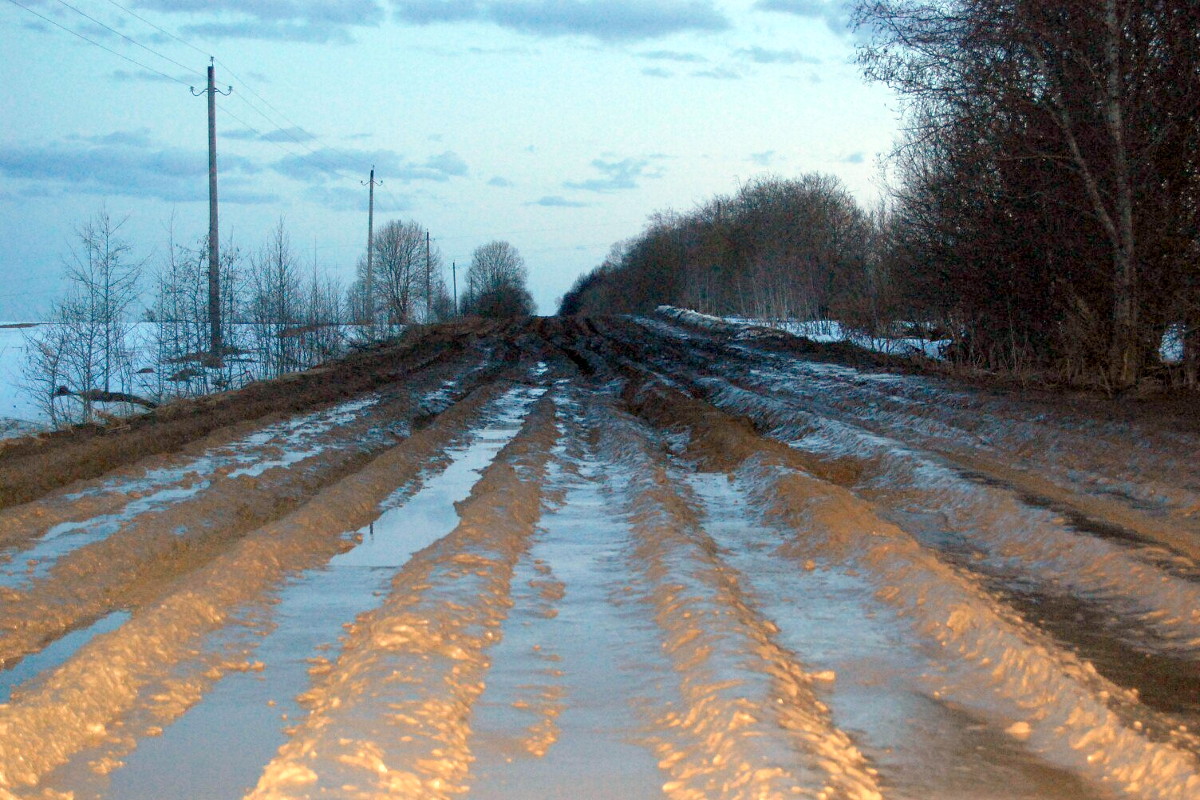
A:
856,0,1200,389
566,0,1199,392
560,174,893,331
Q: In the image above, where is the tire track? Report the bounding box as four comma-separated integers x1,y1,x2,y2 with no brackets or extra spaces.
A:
603,318,1200,719
245,391,556,800
596,389,884,800
0,355,501,671
465,386,669,799
0,382,507,793
628,380,1200,799
633,314,1200,562
77,384,549,800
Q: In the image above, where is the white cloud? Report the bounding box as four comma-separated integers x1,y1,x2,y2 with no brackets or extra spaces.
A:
735,46,820,65
131,0,386,42
564,157,664,192
0,131,266,204
531,195,589,207
392,0,730,42
272,149,469,184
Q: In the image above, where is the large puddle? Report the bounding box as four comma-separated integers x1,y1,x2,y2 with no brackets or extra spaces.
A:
686,471,1104,800
466,406,668,798
0,395,387,590
69,387,541,800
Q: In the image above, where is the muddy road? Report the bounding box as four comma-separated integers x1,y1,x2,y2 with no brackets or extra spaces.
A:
0,313,1197,800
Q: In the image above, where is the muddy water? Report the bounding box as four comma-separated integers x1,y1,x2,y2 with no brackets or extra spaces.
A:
0,610,130,703
466,406,668,798
51,387,541,800
6,315,1200,800
0,395,388,588
659,355,1200,744
0,485,207,589
686,472,1105,800
697,378,1200,739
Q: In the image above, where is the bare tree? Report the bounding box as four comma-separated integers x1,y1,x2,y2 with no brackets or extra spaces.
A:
462,241,535,317
361,220,423,330
290,266,346,367
24,209,147,424
151,229,248,397
855,0,1200,387
248,218,302,377
67,209,144,394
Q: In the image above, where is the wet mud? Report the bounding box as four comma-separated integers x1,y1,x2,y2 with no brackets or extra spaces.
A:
0,314,1197,799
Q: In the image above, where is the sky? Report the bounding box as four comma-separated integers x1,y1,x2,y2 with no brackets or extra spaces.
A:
0,0,899,319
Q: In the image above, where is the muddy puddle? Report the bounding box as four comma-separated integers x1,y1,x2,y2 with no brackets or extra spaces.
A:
37,386,542,799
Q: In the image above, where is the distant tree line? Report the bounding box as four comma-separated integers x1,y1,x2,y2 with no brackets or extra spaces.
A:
25,210,535,426
560,174,893,331
854,0,1200,389
565,1,1198,391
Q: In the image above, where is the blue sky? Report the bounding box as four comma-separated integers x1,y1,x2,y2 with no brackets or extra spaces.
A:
0,0,898,317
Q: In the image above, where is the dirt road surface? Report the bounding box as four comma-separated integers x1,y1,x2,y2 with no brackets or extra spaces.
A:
0,313,1197,800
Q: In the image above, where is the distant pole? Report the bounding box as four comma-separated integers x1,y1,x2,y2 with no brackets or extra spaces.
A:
425,230,432,322
452,261,457,316
362,167,379,331
191,60,231,363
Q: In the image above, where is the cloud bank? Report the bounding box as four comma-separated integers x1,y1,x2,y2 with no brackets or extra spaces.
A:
0,130,269,204
754,0,851,36
392,0,730,42
131,0,386,43
271,148,469,184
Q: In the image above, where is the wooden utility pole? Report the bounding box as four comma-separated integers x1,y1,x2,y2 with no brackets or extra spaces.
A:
362,167,379,330
192,61,231,363
452,261,457,316
425,230,432,322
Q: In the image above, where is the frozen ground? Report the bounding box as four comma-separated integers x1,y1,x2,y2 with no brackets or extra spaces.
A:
657,306,1187,363
0,314,1197,799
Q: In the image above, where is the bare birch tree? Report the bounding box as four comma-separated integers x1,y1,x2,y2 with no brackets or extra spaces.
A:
23,209,146,424
855,0,1200,387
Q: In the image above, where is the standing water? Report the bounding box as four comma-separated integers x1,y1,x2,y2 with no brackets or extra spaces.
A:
66,386,543,800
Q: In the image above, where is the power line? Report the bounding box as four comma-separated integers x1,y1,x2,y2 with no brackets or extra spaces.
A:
93,0,361,180
10,0,337,231
217,104,315,165
50,0,196,75
214,59,350,172
102,0,209,60
5,0,599,272
4,0,187,84
223,90,350,174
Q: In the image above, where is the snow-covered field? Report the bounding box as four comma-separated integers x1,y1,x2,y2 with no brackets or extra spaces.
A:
0,324,43,430
659,305,1187,364
0,321,371,438
0,315,1197,799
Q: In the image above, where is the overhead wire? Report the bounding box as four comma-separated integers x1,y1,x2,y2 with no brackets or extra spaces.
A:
92,0,361,181
214,58,357,180
50,0,195,75
3,0,189,85
6,1,615,270
101,0,210,60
